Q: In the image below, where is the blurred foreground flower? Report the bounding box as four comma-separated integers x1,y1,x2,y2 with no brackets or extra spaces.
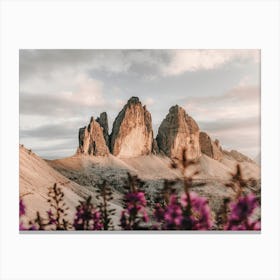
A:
120,191,149,230
73,196,103,230
19,199,25,217
154,192,213,230
225,193,260,230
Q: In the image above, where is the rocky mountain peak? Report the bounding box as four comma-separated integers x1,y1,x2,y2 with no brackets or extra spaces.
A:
96,112,109,147
74,96,254,165
199,131,223,161
77,116,109,156
110,97,154,157
156,105,201,160
127,96,140,104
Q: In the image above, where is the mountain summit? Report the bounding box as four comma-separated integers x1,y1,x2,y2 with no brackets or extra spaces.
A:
156,105,201,161
76,96,254,164
77,116,109,156
110,97,154,158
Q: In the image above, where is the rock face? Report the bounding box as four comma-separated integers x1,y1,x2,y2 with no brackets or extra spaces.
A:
156,105,201,161
96,112,110,148
110,97,154,158
77,117,109,156
199,132,223,161
74,96,252,164
152,139,159,154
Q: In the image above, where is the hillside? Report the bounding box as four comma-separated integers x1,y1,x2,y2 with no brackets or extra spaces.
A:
47,152,260,214
19,145,122,227
48,152,260,184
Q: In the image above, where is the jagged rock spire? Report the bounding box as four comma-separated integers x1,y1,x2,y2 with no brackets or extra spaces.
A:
77,116,109,156
156,105,201,160
199,131,223,160
110,97,154,157
96,112,110,147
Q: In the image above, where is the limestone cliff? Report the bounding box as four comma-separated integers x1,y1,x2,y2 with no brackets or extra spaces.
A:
77,117,109,156
96,112,110,148
156,105,201,161
199,131,223,161
110,97,154,158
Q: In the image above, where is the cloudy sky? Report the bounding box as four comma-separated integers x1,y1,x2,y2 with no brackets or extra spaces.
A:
19,49,260,159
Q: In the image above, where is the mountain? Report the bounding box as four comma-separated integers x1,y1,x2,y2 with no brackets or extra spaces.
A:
110,96,154,157
156,105,201,161
75,96,257,167
19,96,261,226
77,116,110,156
96,112,110,147
199,131,223,161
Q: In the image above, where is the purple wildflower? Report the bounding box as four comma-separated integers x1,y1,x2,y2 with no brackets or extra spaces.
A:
180,192,213,230
19,222,26,231
156,192,212,230
73,196,103,230
19,198,25,217
226,193,260,230
230,193,257,221
249,220,261,230
19,199,28,230
153,203,165,222
164,195,183,229
187,192,212,230
126,192,146,211
120,191,149,230
92,210,103,230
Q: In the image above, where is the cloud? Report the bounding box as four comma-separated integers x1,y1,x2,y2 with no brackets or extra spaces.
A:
20,136,78,159
144,97,155,106
20,50,260,88
20,50,169,83
161,49,260,76
19,50,261,159
182,84,260,158
20,119,87,159
199,116,259,133
20,120,83,140
20,50,129,80
184,85,260,121
60,74,105,107
115,99,126,109
20,73,105,117
211,126,260,158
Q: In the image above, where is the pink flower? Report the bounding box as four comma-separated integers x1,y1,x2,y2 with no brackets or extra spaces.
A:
226,193,260,230
153,203,165,222
157,192,212,230
164,195,183,229
73,197,103,230
120,191,149,230
19,199,25,217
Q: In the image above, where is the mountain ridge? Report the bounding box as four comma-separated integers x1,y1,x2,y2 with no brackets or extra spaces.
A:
76,96,255,164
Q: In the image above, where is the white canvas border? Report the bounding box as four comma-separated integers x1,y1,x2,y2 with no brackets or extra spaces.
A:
0,1,279,280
